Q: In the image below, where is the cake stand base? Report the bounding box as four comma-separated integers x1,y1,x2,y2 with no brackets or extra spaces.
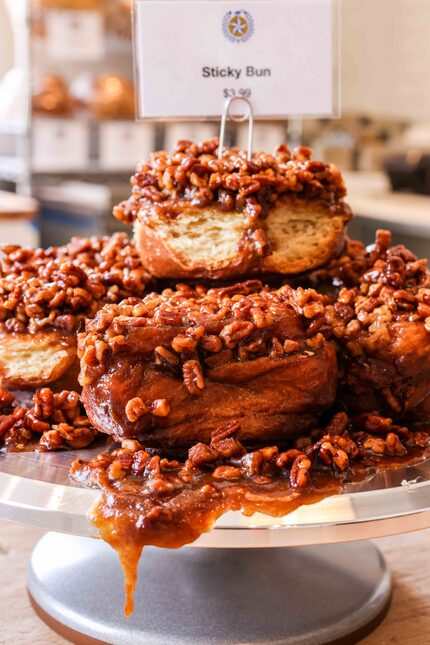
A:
27,533,391,645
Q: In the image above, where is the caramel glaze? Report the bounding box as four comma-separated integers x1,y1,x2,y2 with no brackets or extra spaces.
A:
72,463,340,617
70,416,430,617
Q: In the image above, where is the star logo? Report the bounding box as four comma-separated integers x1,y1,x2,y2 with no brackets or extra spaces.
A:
223,10,254,43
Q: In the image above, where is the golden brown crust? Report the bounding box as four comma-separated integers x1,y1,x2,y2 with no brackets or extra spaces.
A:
323,230,430,419
79,281,337,447
0,331,77,389
82,343,337,447
134,214,261,281
134,196,352,280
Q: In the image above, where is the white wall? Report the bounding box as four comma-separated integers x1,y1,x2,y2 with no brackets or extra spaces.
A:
341,0,430,120
0,0,13,77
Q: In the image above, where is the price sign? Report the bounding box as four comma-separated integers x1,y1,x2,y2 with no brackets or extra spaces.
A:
45,10,105,61
32,118,90,172
134,0,339,119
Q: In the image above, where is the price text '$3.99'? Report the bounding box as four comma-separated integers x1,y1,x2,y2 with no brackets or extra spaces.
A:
223,88,252,99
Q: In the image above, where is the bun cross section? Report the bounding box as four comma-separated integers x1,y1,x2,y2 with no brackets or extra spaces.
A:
114,139,352,280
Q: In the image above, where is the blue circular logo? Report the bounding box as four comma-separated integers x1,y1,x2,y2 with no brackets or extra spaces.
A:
223,10,254,44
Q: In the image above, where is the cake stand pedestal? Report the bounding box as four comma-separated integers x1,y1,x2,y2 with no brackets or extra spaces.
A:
28,534,391,645
2,447,430,645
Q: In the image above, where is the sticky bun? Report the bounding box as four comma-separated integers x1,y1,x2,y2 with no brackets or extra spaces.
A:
114,139,352,281
79,280,337,447
0,234,150,389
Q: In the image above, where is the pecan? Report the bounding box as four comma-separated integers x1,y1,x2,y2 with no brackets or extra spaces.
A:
1,386,97,452
317,442,349,472
38,430,63,451
362,414,393,436
283,339,300,353
59,424,96,449
109,334,127,353
125,397,149,422
107,460,127,482
290,455,312,489
187,442,219,467
151,399,170,417
95,340,109,362
210,420,244,458
121,439,143,453
275,449,302,469
252,228,271,257
385,432,407,456
132,450,151,475
270,337,284,358
182,360,205,394
244,196,262,222
217,189,235,211
239,179,261,197
114,450,135,472
34,388,54,418
220,320,254,347
4,317,26,333
149,477,177,495
25,412,50,434
242,451,265,476
0,414,17,437
212,466,241,480
362,436,386,455
172,334,197,354
155,345,179,366
200,334,223,353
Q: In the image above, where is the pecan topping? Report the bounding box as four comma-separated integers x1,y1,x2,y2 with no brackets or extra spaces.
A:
290,455,312,489
0,386,97,451
151,399,170,417
182,360,205,395
79,280,328,400
114,139,347,226
125,397,149,422
0,233,150,336
220,321,254,348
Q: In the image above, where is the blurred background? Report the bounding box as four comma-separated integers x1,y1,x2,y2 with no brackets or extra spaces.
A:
0,0,429,256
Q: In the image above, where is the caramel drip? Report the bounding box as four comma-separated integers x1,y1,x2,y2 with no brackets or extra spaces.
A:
88,476,340,616
72,425,430,617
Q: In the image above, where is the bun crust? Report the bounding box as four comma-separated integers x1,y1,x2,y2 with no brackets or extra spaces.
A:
135,196,352,280
0,331,77,389
79,281,338,447
323,230,430,421
82,343,337,447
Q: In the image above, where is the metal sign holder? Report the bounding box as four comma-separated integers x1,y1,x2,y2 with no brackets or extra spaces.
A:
218,96,254,161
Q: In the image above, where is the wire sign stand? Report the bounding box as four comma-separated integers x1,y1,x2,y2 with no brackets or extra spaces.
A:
218,96,254,161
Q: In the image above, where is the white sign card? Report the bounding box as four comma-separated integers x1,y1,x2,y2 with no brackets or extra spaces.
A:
32,118,90,172
134,0,339,119
46,10,105,61
99,122,156,171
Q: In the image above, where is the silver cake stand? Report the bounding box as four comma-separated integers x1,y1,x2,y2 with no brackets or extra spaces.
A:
1,445,430,645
